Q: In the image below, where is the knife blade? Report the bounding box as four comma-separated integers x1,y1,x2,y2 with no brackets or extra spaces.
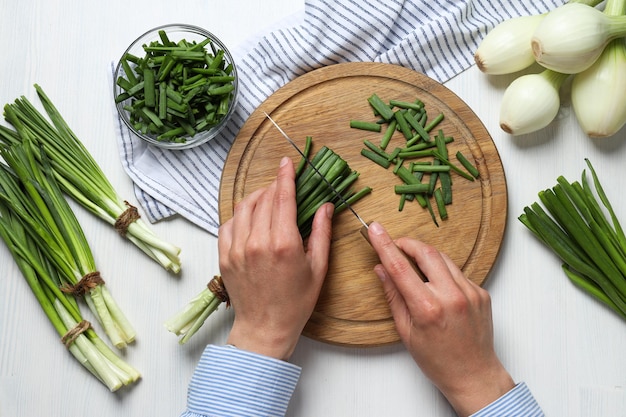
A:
264,112,369,230
264,112,428,282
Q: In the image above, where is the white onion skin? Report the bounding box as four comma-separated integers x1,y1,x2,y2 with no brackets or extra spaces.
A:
572,39,626,138
499,72,563,135
531,3,616,74
474,14,544,75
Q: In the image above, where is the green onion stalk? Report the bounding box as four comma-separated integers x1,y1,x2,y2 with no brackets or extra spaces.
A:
0,203,140,391
519,159,626,320
165,144,372,344
164,275,228,345
0,140,136,348
0,85,181,273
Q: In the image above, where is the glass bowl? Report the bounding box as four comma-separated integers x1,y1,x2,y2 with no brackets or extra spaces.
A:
113,24,238,150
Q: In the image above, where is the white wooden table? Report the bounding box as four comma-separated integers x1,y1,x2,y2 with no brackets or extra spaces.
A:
1,1,625,416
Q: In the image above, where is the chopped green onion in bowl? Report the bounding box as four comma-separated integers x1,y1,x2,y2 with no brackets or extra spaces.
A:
113,23,238,150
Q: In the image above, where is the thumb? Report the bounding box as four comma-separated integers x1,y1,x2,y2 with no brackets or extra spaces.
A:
306,202,334,279
374,264,410,336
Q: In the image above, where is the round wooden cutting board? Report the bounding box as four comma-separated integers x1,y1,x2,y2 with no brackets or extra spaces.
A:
219,62,507,347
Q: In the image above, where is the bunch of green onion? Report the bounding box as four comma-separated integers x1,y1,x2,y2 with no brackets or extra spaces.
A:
294,140,372,238
475,0,626,137
519,160,626,320
165,141,371,344
0,85,181,272
0,140,140,391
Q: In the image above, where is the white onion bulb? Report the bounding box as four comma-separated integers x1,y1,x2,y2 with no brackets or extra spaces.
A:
474,14,544,75
499,70,569,135
572,38,626,137
531,3,626,74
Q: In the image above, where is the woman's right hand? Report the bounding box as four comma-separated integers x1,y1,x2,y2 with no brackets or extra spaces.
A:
366,221,515,417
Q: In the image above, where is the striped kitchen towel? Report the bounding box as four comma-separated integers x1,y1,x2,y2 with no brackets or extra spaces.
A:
114,0,564,236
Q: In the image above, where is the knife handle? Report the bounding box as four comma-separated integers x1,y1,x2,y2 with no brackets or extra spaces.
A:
360,225,428,282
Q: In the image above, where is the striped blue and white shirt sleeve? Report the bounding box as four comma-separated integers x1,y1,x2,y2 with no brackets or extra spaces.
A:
181,345,543,417
180,345,301,417
470,382,544,417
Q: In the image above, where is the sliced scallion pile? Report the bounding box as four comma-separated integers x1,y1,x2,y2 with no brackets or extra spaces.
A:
354,93,479,226
0,85,181,273
519,159,626,320
115,29,236,143
0,140,138,369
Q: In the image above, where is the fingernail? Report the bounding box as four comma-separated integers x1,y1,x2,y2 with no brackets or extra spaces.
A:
374,265,387,282
279,156,290,167
325,203,334,219
369,221,384,235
